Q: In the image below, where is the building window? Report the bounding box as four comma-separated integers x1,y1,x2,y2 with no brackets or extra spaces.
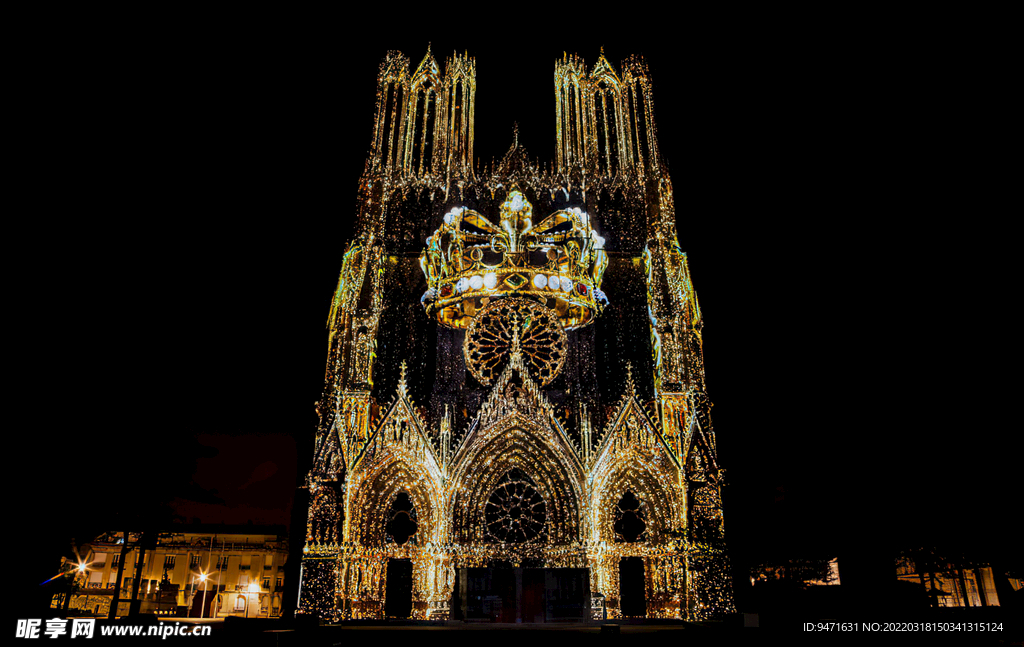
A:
276,577,283,590
111,555,120,567
234,596,246,611
164,556,176,569
262,578,270,590
190,555,202,567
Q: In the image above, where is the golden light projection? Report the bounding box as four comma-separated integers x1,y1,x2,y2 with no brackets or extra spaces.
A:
464,298,566,386
420,190,608,330
298,46,734,623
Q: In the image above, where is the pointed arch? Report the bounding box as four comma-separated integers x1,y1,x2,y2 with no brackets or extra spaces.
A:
448,414,585,548
589,399,683,544
346,370,444,546
404,47,441,176
347,456,442,545
372,51,410,173
590,455,681,544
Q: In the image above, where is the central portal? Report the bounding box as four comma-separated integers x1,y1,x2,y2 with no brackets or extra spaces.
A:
455,567,589,623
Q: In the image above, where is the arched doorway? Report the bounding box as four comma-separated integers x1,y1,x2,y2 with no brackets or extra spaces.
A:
384,559,412,618
615,491,647,616
619,557,646,617
383,492,417,618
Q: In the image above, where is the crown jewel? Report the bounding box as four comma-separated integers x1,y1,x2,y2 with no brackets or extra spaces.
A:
419,190,608,329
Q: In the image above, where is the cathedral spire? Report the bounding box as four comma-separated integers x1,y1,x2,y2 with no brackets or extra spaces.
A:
398,360,408,397
591,46,620,84
414,43,439,79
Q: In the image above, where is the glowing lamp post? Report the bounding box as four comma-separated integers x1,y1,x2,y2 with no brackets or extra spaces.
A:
198,573,208,619
245,582,261,619
77,562,88,614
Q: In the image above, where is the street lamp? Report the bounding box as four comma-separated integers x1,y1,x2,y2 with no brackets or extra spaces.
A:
77,562,89,615
245,582,260,619
198,573,209,620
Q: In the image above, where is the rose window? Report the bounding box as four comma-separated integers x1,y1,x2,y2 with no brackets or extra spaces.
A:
464,297,566,386
484,468,547,543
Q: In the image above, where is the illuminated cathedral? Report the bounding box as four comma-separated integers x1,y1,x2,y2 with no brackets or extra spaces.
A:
298,46,734,622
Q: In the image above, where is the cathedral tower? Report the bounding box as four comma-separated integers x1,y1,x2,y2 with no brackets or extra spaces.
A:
299,47,734,622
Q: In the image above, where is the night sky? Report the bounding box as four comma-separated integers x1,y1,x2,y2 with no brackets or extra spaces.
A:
19,30,1015,608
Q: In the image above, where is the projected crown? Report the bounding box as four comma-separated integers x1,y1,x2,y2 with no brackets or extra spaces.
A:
420,190,608,329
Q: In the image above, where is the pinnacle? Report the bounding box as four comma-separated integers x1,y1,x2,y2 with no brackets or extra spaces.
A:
509,312,523,362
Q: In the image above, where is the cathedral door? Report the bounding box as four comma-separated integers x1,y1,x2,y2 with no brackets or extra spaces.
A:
521,568,545,622
384,558,412,618
619,557,647,617
493,567,517,622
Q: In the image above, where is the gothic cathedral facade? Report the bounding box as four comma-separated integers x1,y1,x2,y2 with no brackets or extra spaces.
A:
298,46,734,622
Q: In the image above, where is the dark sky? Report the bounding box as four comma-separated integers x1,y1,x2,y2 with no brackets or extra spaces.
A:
20,32,1015,599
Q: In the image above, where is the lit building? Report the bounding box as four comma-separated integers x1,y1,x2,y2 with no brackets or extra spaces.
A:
750,557,842,587
55,527,288,618
895,552,1020,608
299,46,734,622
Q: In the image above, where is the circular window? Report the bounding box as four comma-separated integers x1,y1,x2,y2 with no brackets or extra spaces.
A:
484,468,547,543
464,297,567,386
